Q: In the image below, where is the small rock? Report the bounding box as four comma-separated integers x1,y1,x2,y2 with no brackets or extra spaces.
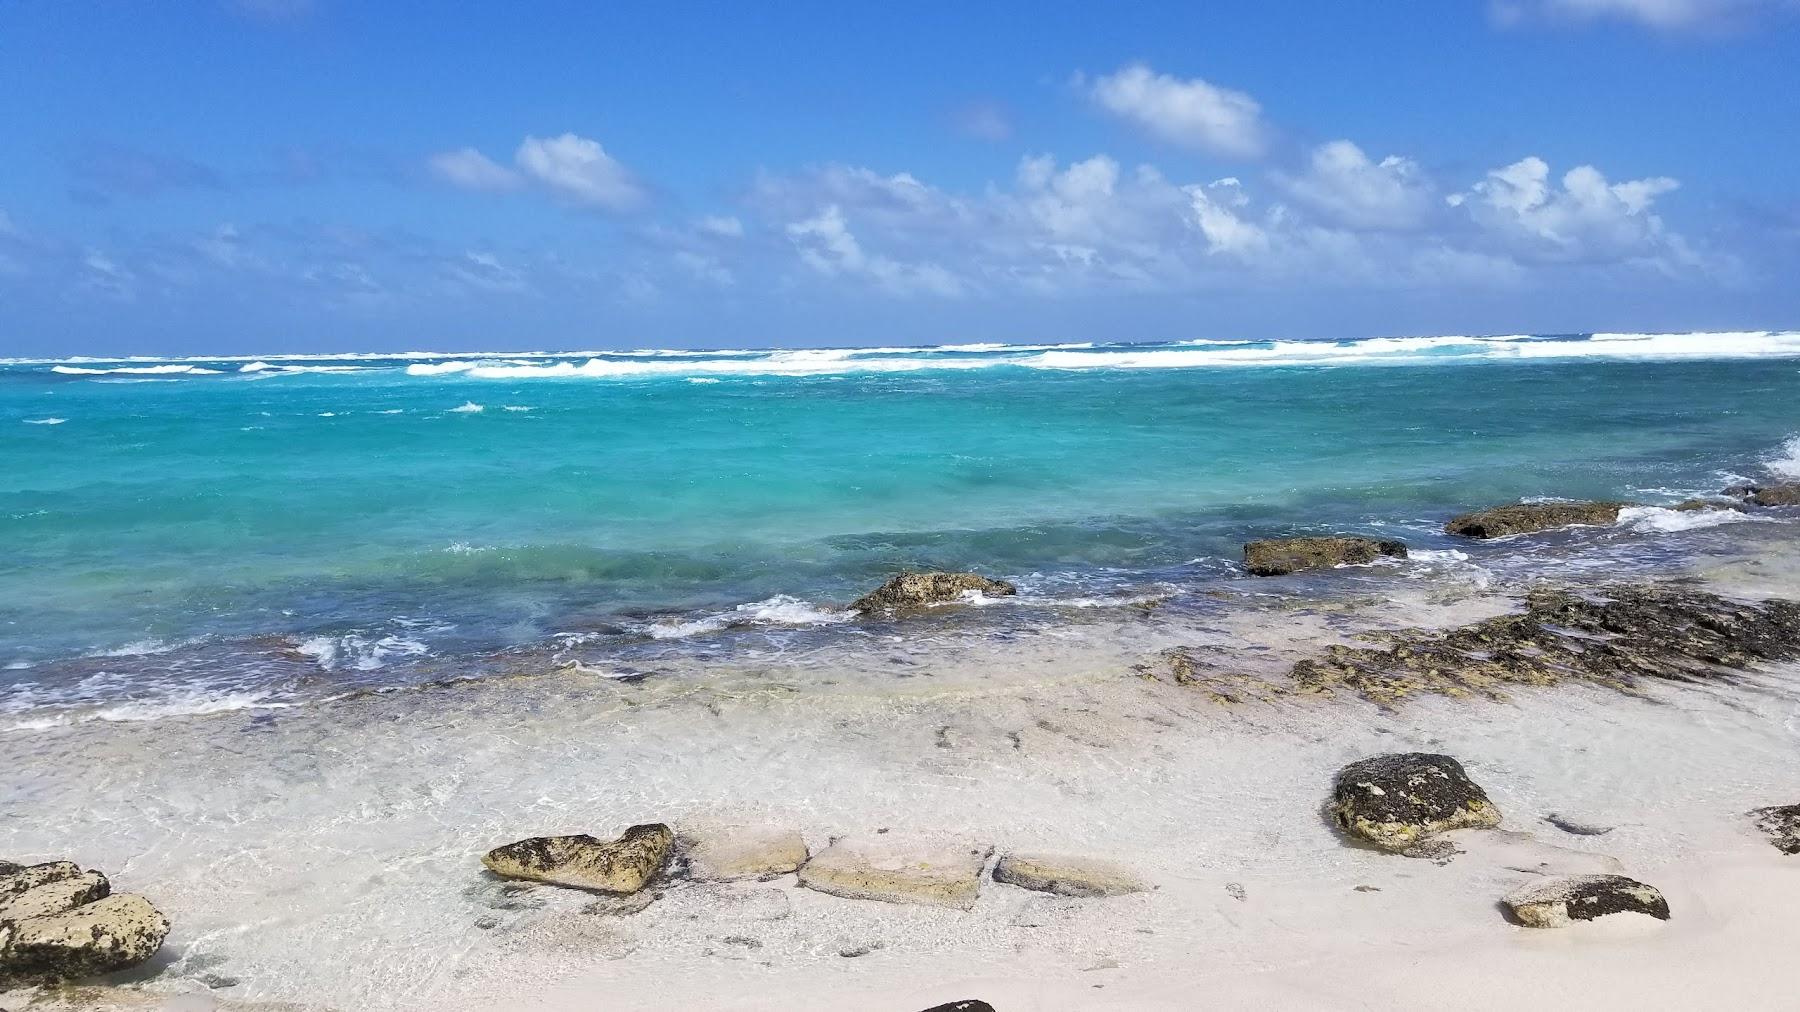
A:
1544,813,1614,836
1749,803,1800,854
838,940,886,958
1242,536,1407,576
0,872,109,925
991,853,1147,898
798,836,992,910
684,827,808,882
474,916,498,930
1328,753,1502,852
482,824,673,894
918,1003,995,1012
1224,882,1247,902
1400,838,1462,863
1502,874,1670,928
0,894,170,978
852,572,1016,614
1671,499,1731,512
1444,501,1628,539
718,935,761,950
1353,885,1381,893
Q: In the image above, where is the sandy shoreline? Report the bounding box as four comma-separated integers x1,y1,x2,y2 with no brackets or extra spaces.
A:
5,532,1800,1011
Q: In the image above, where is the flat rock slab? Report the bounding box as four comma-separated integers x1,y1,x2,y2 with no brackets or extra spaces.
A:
0,864,81,900
797,836,993,910
852,572,1016,614
684,827,809,882
1445,501,1627,539
1750,803,1799,854
1329,753,1502,852
0,871,110,925
991,852,1147,897
1503,874,1669,928
1242,536,1406,576
483,823,673,894
0,893,170,978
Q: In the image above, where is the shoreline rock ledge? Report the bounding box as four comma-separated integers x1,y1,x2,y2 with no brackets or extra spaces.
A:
991,852,1147,897
483,824,673,894
1749,804,1799,854
0,861,169,982
1328,753,1503,852
797,835,992,910
852,572,1016,614
1243,536,1407,576
1444,501,1628,539
1502,874,1670,928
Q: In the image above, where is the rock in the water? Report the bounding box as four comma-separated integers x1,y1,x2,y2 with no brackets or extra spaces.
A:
852,572,1016,614
919,1003,996,1012
1672,499,1731,512
1745,483,1800,507
0,871,109,925
1749,804,1800,854
797,835,992,909
1544,813,1614,837
1242,536,1407,576
1502,874,1670,928
0,863,81,900
0,894,170,978
1445,501,1627,539
991,853,1146,898
684,827,808,882
483,824,673,894
1329,753,1502,851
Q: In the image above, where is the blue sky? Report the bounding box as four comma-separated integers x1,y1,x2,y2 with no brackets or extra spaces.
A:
2,0,1798,355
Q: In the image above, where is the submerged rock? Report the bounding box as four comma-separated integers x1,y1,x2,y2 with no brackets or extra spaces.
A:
0,894,170,979
1444,501,1628,538
1543,813,1615,837
1502,874,1670,928
991,853,1147,898
1291,585,1800,707
797,835,992,909
683,827,808,882
483,824,673,894
1242,536,1407,576
1329,753,1502,852
852,572,1016,614
1749,804,1800,854
1138,646,1289,704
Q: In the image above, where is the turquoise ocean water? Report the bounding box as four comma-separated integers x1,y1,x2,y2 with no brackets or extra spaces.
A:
4,332,1799,723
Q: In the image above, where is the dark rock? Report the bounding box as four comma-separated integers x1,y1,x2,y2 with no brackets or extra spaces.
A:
1242,536,1407,576
483,824,673,894
1502,874,1670,928
1224,882,1246,902
1291,585,1800,707
852,572,1016,614
1749,804,1799,854
1672,499,1732,512
838,940,886,958
1329,753,1502,851
0,862,19,878
1748,483,1800,507
1445,501,1628,538
918,1003,995,1012
1544,813,1614,836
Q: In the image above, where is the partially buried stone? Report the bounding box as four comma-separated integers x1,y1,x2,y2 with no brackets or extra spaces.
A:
683,827,808,882
483,824,673,894
798,836,992,910
1328,753,1502,852
990,853,1146,898
1749,804,1800,854
851,572,1016,614
1444,501,1627,539
1242,536,1407,576
1502,874,1670,928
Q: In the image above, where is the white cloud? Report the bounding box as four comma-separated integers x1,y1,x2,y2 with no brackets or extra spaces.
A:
1276,140,1436,230
1185,178,1269,257
514,133,643,211
696,215,744,238
1492,0,1793,29
786,205,964,297
428,133,643,212
1087,63,1267,158
1449,156,1686,266
428,148,522,192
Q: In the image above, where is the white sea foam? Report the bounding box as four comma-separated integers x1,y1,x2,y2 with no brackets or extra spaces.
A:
1619,505,1757,533
23,417,65,425
50,364,221,376
1766,435,1800,480
501,405,532,412
643,595,855,639
295,633,431,671
450,401,485,413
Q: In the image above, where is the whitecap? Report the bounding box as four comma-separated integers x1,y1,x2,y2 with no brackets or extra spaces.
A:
1765,435,1800,480
450,402,485,413
294,633,430,671
23,417,66,425
643,595,854,639
1619,505,1755,533
501,405,532,412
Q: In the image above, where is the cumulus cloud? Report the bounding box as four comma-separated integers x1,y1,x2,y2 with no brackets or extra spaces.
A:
1448,156,1688,268
1086,63,1267,158
786,205,964,296
1276,141,1437,230
428,133,644,212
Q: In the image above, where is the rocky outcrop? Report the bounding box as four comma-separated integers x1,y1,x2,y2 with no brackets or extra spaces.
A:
1749,804,1799,854
683,827,809,882
852,572,1016,614
1242,537,1407,576
1672,499,1732,512
1726,482,1800,507
1502,874,1670,928
1444,501,1628,538
0,862,167,983
1291,585,1800,707
1,892,170,980
1329,753,1502,852
991,853,1146,897
483,824,673,894
797,836,992,909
